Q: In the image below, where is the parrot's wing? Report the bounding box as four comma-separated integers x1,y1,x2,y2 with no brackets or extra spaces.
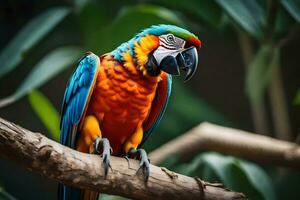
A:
60,52,100,148
140,72,172,147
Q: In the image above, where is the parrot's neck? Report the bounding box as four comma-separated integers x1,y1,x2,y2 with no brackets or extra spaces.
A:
111,34,159,76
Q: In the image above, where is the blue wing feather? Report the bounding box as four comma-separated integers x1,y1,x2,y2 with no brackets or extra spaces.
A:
60,53,99,148
139,74,172,147
58,53,99,200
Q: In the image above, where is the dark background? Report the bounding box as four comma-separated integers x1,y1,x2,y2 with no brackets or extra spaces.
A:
0,0,300,199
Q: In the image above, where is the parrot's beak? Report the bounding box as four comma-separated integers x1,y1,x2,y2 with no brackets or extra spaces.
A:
159,46,198,82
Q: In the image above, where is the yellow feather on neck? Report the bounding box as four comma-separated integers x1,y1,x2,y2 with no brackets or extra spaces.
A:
123,50,138,75
134,35,159,75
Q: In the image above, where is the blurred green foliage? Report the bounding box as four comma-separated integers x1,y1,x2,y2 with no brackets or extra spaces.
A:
28,90,60,141
281,0,300,23
246,46,280,105
215,0,265,38
176,152,275,200
0,46,82,107
294,89,300,105
0,186,16,200
0,0,300,200
0,7,70,79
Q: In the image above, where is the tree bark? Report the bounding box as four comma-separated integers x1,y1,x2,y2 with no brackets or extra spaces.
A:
0,117,245,200
149,122,300,167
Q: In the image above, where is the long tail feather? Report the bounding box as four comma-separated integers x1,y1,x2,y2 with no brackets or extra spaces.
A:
58,184,81,200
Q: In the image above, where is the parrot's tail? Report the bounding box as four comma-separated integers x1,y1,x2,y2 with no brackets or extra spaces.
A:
58,183,99,200
58,184,81,200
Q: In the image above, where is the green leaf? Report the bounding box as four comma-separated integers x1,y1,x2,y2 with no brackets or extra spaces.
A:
275,170,300,199
98,194,128,200
0,46,82,108
178,152,275,200
78,1,113,50
214,0,265,38
28,90,60,141
116,4,185,27
0,7,70,79
245,46,279,105
293,89,300,105
73,0,89,12
281,0,300,23
274,6,296,37
239,160,276,200
153,0,223,27
0,187,17,200
86,4,186,54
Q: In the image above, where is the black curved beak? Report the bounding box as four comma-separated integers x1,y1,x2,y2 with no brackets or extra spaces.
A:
159,47,198,82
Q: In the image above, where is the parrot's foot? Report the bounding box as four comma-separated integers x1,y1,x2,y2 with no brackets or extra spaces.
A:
94,137,112,177
128,148,150,182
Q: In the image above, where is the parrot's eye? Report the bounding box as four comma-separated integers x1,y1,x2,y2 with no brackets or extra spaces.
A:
167,34,175,43
158,34,184,50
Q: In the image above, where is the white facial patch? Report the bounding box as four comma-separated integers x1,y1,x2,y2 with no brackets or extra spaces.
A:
153,34,186,65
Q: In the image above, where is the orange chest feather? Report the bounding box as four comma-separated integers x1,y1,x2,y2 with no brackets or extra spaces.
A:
87,55,160,141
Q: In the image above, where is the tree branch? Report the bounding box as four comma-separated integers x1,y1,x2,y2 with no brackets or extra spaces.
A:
149,122,300,167
0,117,245,200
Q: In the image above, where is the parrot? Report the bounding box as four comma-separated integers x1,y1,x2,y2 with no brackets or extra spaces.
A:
58,24,201,200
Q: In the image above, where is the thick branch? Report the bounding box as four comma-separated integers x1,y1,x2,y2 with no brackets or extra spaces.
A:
149,122,300,167
0,117,245,200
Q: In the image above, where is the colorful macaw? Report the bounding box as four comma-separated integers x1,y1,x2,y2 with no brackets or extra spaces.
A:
58,24,201,200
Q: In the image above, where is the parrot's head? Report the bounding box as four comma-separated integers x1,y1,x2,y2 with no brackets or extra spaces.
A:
112,24,201,82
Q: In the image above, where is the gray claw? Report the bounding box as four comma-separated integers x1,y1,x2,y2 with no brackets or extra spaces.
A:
94,137,112,177
128,148,150,182
137,157,150,182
